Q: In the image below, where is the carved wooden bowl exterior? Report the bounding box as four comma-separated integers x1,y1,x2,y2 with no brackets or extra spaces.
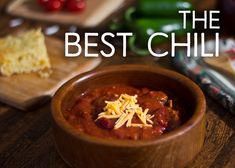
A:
51,65,206,168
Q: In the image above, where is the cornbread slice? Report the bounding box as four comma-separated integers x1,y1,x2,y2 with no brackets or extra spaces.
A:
0,29,51,77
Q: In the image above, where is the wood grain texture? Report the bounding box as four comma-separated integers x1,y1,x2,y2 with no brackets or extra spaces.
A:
186,99,234,168
0,37,101,110
6,0,130,27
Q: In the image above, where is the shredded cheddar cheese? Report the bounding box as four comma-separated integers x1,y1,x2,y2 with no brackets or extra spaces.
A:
96,94,154,129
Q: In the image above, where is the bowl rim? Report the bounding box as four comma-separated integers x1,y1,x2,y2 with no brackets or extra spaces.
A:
51,64,206,147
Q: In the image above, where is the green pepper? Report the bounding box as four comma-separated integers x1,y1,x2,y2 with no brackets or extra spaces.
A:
133,18,191,46
109,0,194,55
135,0,193,18
128,18,192,55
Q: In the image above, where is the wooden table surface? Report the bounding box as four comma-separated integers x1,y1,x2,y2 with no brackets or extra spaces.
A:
1,1,235,168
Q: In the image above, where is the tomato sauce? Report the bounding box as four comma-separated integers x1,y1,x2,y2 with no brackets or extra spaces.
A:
63,85,181,140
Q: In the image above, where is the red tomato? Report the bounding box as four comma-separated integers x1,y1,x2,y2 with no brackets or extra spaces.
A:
66,0,86,13
45,0,63,12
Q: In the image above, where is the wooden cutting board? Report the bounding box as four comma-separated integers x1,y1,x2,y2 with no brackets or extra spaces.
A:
0,37,101,110
6,0,133,28
204,52,235,78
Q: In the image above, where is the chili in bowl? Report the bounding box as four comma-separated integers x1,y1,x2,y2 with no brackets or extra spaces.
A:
51,65,206,168
63,85,183,140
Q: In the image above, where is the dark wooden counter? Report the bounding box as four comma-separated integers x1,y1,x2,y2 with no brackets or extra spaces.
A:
0,1,235,168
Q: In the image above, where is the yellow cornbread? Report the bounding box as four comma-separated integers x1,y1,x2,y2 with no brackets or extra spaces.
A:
0,29,51,77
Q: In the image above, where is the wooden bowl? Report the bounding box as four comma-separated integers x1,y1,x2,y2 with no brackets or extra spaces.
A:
51,65,206,168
